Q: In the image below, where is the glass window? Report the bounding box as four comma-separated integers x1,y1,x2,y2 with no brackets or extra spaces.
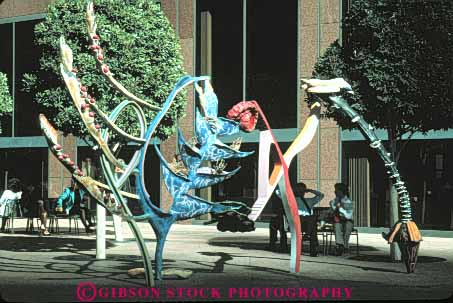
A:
15,19,44,136
0,23,13,137
196,0,243,116
246,0,298,129
0,148,48,197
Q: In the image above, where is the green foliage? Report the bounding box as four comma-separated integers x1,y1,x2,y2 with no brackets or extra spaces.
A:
314,0,453,141
0,72,13,133
23,0,186,140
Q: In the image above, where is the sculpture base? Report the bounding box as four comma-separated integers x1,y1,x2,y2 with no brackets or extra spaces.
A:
128,268,193,280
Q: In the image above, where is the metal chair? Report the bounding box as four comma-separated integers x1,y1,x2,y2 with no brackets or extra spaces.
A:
0,201,20,233
25,217,41,233
48,214,60,233
325,225,360,255
68,214,80,234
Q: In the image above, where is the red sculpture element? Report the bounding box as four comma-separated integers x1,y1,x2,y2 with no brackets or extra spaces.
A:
226,101,259,132
227,100,302,272
102,64,110,74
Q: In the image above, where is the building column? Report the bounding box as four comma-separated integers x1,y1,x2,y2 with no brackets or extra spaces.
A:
48,133,77,199
298,0,341,206
160,0,195,223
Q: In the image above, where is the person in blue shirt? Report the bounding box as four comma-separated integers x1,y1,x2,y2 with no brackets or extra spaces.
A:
276,182,324,257
55,178,94,233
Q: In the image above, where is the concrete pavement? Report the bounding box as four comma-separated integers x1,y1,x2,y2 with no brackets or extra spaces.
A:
0,218,452,302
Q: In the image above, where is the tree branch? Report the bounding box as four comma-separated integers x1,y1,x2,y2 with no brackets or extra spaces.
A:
396,130,416,163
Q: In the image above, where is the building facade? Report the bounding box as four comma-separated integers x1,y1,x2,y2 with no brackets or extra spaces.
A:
0,0,451,229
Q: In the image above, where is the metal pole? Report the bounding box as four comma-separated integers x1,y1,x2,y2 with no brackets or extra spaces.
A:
112,213,124,242
41,160,44,199
96,203,106,259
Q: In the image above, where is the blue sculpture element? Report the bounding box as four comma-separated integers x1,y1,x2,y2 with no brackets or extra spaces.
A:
194,80,254,161
51,3,256,286
135,76,253,280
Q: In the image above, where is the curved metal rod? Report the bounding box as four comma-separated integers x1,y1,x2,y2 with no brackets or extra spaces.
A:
86,1,161,111
137,75,209,215
60,37,146,169
101,100,146,188
39,114,139,202
248,100,303,273
92,100,147,144
100,154,155,287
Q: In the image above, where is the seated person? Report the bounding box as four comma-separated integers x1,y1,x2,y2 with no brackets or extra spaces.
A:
268,193,288,252
22,184,50,236
55,178,95,233
276,183,324,257
0,178,23,232
294,183,324,257
329,183,354,256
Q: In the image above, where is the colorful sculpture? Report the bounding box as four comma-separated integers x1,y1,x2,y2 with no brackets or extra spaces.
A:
244,101,321,273
40,1,255,286
40,2,420,289
300,78,422,273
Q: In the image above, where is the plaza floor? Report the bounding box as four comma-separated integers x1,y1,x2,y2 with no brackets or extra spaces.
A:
0,218,452,302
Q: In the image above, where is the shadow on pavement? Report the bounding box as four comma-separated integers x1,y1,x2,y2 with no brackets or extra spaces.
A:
348,254,447,263
0,235,115,252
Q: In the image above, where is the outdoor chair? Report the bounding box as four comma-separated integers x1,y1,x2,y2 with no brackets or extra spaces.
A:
25,216,41,233
325,225,360,255
48,213,60,233
0,201,21,233
68,214,81,234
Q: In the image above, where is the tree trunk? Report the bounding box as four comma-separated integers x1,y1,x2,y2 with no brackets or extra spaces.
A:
389,182,402,261
388,132,401,261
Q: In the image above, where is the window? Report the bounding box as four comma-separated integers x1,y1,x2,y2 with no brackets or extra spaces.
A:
196,0,298,126
0,23,13,137
0,18,45,137
246,0,297,128
15,19,44,136
196,0,243,116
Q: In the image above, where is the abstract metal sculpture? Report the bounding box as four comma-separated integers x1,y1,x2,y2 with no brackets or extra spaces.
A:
40,1,254,286
226,100,322,273
301,78,422,273
243,101,321,273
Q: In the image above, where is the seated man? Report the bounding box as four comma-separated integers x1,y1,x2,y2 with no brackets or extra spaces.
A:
329,183,354,256
276,182,324,257
55,178,95,233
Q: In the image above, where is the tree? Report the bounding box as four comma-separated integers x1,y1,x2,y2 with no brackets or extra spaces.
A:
313,0,453,259
23,0,186,141
0,72,13,133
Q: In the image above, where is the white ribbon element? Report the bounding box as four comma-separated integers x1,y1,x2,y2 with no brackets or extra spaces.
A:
248,102,321,221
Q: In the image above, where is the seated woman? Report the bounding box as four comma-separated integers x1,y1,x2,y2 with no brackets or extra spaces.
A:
0,178,23,232
55,178,95,233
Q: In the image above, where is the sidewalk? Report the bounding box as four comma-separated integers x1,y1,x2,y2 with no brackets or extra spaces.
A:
0,218,452,302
